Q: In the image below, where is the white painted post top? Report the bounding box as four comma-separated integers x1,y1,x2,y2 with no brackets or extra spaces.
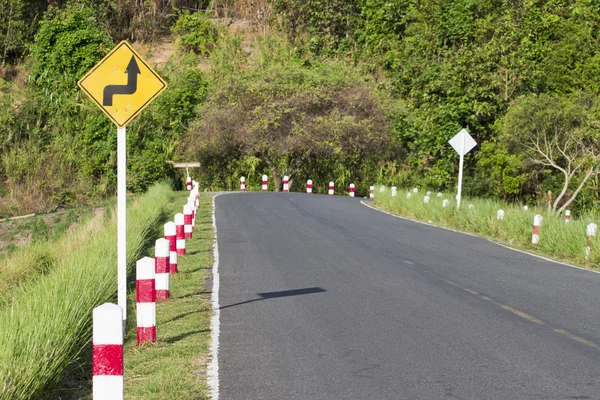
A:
587,223,597,237
155,238,170,257
93,303,123,344
174,213,184,225
164,222,176,236
136,257,155,280
534,214,543,225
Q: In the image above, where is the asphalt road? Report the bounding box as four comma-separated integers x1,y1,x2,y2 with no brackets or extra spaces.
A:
215,192,600,400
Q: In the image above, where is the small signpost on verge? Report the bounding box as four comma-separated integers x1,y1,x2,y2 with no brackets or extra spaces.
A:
168,162,201,189
448,128,477,209
78,41,167,326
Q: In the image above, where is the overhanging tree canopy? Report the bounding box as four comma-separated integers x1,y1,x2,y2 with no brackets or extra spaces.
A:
181,62,397,190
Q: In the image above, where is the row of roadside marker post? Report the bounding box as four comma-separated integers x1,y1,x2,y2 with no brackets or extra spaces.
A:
240,175,375,199
92,178,200,400
388,186,598,259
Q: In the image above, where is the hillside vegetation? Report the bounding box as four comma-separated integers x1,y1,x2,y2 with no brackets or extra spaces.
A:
2,0,600,216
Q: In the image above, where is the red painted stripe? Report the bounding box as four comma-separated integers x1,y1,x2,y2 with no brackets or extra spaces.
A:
165,235,176,251
170,263,178,274
155,257,169,274
185,232,192,239
177,248,186,256
184,214,192,225
533,226,541,235
307,185,312,188
92,344,123,376
136,279,155,303
156,289,169,301
176,225,185,240
137,326,156,344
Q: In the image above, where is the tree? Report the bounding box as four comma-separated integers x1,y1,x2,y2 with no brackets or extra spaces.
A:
181,62,396,191
500,93,600,214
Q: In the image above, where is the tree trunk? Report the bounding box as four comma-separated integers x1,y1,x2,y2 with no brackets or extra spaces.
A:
262,155,282,192
557,166,596,215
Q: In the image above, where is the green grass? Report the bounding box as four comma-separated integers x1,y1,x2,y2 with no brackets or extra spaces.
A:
0,183,173,400
122,191,213,399
373,187,600,268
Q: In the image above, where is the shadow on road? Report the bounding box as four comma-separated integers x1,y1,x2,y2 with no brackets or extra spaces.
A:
219,287,326,310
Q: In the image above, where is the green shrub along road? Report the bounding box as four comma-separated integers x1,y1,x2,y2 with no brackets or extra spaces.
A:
0,183,171,399
5,2,600,217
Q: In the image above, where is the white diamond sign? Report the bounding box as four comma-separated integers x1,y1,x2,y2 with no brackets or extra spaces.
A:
449,129,477,156
449,128,477,210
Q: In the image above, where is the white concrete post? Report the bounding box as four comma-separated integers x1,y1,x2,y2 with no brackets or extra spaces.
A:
262,175,268,192
136,257,156,345
532,214,543,245
283,175,289,192
93,303,124,400
586,223,597,259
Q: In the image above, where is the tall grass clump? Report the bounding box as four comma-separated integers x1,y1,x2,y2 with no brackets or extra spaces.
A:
0,182,172,399
0,212,105,305
374,187,600,268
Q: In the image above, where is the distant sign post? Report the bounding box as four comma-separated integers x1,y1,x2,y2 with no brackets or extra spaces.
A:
449,129,477,209
78,41,167,325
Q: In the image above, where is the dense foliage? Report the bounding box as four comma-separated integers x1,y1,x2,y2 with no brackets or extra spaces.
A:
182,62,397,191
2,0,600,215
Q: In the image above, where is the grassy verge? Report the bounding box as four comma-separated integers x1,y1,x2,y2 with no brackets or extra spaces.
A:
0,205,102,258
0,183,172,400
373,188,600,268
122,191,214,400
0,208,109,306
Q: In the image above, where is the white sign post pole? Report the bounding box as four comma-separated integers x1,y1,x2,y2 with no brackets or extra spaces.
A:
449,128,476,211
456,131,465,210
117,127,127,325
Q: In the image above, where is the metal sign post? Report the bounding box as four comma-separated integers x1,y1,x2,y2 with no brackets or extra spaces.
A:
78,41,167,327
117,127,127,322
449,129,477,210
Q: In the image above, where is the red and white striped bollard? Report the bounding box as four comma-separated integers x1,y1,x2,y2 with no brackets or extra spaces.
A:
136,257,156,344
164,222,178,273
190,198,196,230
175,213,186,256
532,214,542,245
565,210,571,224
349,183,355,197
328,181,334,196
369,186,374,200
262,175,268,192
184,205,193,239
306,179,312,194
240,176,246,191
283,175,289,192
186,176,191,192
93,303,123,400
155,238,170,301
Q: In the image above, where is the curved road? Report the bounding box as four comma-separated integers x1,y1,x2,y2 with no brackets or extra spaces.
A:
215,192,600,400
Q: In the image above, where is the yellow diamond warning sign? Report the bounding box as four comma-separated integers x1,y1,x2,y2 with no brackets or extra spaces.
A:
78,41,167,128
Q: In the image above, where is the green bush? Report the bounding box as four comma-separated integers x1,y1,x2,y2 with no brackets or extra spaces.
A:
171,11,221,55
27,5,113,106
